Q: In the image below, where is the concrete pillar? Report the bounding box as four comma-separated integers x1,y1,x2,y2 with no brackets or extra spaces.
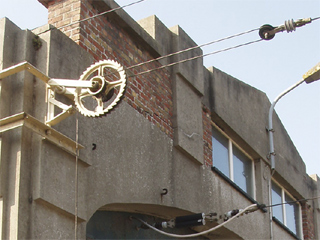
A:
170,26,204,164
0,17,40,238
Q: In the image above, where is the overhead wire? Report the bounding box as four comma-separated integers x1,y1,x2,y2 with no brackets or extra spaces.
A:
133,204,258,238
57,0,148,30
132,195,320,238
125,28,259,72
36,0,148,35
312,16,320,21
265,195,320,208
37,0,320,69
126,39,263,78
124,16,320,77
38,0,320,78
38,0,263,72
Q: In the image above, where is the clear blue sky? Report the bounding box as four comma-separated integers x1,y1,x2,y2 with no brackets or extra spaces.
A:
0,0,319,176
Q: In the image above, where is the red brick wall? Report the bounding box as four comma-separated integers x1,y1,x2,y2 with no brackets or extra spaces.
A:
202,105,212,167
47,0,82,41
302,202,315,240
45,0,173,138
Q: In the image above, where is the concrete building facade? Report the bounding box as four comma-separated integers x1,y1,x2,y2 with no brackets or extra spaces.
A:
0,0,319,239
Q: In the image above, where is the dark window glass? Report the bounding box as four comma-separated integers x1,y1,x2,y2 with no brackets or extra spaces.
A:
271,183,283,223
233,146,253,197
285,194,300,236
212,128,229,177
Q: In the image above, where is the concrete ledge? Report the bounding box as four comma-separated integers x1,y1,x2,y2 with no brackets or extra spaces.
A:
35,198,86,222
0,112,86,159
138,15,173,64
173,74,204,164
34,140,87,221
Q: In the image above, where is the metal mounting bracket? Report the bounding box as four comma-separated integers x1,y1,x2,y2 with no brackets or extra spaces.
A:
0,61,78,126
0,112,84,157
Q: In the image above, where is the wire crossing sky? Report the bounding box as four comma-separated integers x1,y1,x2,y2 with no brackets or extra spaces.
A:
0,0,319,176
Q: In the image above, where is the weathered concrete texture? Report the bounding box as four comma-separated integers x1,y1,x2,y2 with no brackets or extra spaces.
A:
0,17,45,239
173,74,204,164
204,66,270,161
83,102,174,220
32,200,86,239
0,18,37,119
35,141,87,220
207,173,270,239
138,15,204,164
138,15,173,65
254,159,270,207
0,18,91,238
202,64,320,239
204,66,311,199
0,127,35,239
273,222,297,240
170,25,204,96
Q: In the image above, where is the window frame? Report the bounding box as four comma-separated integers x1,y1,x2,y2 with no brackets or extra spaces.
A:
211,123,256,199
271,180,303,239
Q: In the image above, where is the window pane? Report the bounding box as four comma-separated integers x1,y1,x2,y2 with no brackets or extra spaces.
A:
233,146,253,197
212,127,229,177
285,194,300,236
271,183,283,223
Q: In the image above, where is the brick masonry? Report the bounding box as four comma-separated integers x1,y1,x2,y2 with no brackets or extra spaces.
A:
202,105,212,167
47,0,173,138
302,202,315,240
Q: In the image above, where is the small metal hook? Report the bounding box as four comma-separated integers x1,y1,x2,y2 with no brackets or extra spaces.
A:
161,188,168,196
92,143,97,150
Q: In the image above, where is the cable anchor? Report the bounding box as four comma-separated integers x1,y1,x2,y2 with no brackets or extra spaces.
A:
259,17,312,40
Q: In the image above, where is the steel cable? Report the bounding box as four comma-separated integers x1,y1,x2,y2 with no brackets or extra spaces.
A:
125,28,259,72
133,204,258,238
58,0,148,30
126,39,263,78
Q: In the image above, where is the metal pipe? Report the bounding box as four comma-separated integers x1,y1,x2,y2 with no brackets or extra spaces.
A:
267,78,305,173
268,174,274,240
267,63,319,240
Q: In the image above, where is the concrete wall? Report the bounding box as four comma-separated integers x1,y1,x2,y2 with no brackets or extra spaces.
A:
0,0,319,239
203,65,315,198
203,65,318,239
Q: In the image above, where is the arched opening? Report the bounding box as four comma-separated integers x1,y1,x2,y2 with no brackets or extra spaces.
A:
86,207,209,239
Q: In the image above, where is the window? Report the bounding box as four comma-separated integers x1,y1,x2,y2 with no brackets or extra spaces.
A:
212,126,254,198
271,181,302,238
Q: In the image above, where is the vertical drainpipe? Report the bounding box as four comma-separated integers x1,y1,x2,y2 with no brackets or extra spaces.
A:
268,62,320,173
267,78,305,173
267,78,305,240
268,176,274,240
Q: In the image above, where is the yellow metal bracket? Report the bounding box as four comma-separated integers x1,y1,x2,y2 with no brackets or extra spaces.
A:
0,61,50,82
0,61,75,126
0,112,84,157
